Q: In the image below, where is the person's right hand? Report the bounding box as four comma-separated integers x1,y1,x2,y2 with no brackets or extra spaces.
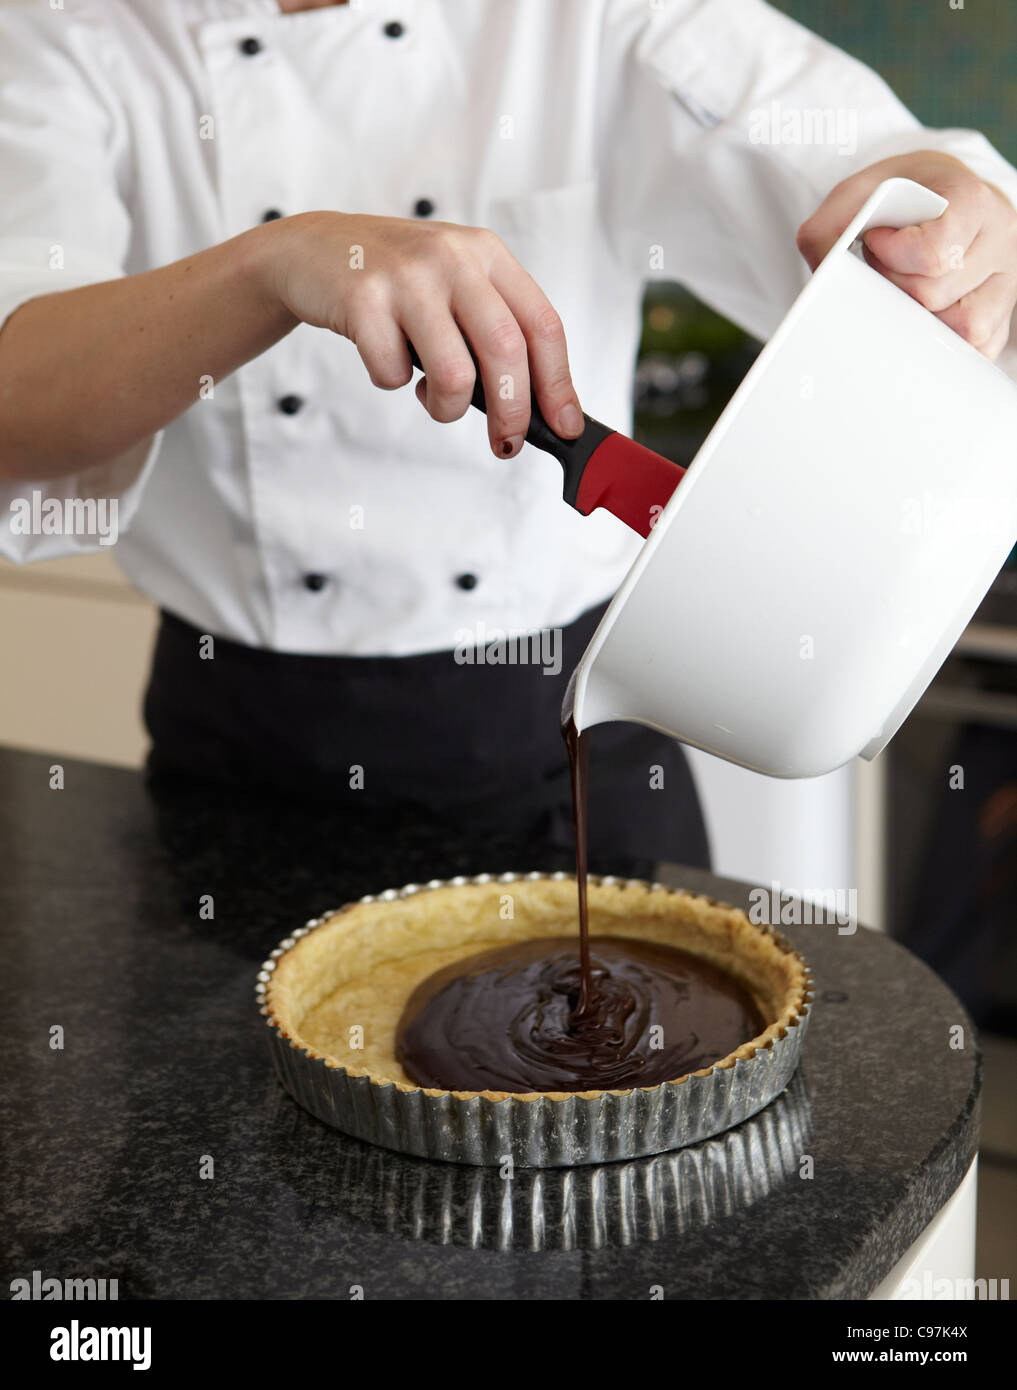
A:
257,210,585,458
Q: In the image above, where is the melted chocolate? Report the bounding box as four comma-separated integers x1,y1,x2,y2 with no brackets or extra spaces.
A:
396,700,763,1093
395,935,764,1092
563,711,593,1020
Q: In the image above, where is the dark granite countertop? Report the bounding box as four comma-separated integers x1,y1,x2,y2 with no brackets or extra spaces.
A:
0,747,978,1299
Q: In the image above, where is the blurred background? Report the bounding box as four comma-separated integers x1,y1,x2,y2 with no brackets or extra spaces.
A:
1,0,1014,1278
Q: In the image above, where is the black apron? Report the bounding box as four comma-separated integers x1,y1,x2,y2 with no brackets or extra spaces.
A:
143,603,710,870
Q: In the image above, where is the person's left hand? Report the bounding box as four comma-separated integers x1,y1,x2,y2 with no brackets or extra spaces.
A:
796,150,1017,360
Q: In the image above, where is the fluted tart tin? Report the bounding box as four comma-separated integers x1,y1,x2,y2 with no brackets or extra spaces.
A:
256,873,813,1169
315,1071,814,1250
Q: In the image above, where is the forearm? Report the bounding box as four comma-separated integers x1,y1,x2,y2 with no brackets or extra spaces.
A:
0,207,585,480
0,222,296,479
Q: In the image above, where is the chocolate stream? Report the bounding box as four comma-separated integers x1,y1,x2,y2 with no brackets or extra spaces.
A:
396,714,764,1093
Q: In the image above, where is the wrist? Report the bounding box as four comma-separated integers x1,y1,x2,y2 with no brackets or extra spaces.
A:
236,218,303,335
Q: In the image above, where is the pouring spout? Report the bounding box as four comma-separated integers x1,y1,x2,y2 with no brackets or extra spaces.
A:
560,666,579,735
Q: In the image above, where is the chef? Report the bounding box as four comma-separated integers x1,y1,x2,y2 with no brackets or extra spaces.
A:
1,0,1016,868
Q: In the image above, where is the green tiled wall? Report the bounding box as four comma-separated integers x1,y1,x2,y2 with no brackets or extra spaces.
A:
771,0,1017,166
637,2,1016,460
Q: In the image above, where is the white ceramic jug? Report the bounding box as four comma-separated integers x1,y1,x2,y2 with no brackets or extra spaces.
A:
569,178,1017,777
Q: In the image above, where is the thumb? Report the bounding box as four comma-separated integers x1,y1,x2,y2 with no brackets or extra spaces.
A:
796,161,899,271
796,151,972,271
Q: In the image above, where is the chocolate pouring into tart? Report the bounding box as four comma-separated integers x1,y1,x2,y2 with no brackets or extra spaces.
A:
261,874,811,1165
260,669,812,1163
395,936,765,1093
388,708,769,1096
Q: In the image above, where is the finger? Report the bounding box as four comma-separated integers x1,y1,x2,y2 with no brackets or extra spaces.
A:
934,271,1017,353
451,275,533,457
981,316,1012,362
861,184,984,279
796,154,978,272
488,247,583,439
860,234,994,314
797,161,898,269
400,310,476,423
867,228,1017,352
348,297,413,390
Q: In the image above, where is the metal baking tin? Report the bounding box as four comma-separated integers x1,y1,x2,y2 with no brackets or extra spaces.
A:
321,1070,814,1250
256,872,813,1169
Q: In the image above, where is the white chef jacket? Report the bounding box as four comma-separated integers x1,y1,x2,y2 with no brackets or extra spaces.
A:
1,0,1016,655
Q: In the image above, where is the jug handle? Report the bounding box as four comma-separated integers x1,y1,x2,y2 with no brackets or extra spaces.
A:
824,176,948,266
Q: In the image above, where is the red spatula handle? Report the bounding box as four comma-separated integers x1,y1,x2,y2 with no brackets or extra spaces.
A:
574,432,686,538
407,342,684,537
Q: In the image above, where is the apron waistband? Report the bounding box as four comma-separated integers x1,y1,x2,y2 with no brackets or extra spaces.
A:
143,604,607,811
142,605,711,869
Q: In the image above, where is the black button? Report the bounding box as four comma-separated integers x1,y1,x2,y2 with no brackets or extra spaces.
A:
383,21,405,39
413,197,435,218
262,208,283,222
455,573,478,591
278,394,304,415
303,573,328,592
239,37,262,56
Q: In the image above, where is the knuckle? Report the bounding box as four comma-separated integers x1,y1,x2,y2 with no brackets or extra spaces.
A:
348,272,389,316
427,226,471,272
531,303,566,344
429,355,475,397
972,176,995,215
470,224,504,257
912,279,952,313
540,370,575,406
982,330,1007,362
428,396,469,424
492,392,529,426
796,219,820,261
394,257,439,299
912,230,945,277
992,319,1013,356
369,357,411,391
486,318,526,359
953,299,992,345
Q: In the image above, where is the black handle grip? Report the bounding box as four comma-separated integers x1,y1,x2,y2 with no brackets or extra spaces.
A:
407,340,610,508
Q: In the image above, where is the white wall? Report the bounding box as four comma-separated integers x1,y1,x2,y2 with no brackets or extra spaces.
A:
0,552,157,768
685,745,865,920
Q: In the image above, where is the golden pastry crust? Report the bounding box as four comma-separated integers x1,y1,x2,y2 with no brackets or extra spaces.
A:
264,877,811,1102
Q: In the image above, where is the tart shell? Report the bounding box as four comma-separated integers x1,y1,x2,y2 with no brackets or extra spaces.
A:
257,873,813,1168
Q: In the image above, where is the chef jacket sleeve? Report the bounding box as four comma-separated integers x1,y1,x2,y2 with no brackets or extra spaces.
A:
598,0,1017,381
0,3,163,562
